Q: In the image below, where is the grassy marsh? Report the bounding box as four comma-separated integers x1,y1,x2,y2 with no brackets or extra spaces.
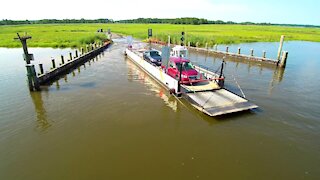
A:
1,24,319,48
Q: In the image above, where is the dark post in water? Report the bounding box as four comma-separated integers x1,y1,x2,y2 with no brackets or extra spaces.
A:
51,59,56,69
81,47,84,55
278,51,288,68
61,55,65,65
14,33,40,91
39,64,44,75
69,52,73,61
263,51,266,58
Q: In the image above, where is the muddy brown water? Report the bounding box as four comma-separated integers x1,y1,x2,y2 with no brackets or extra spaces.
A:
0,40,319,179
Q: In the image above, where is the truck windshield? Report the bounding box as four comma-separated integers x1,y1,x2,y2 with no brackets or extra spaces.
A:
176,62,194,71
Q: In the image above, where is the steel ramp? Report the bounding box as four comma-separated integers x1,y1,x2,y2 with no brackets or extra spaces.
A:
185,89,258,116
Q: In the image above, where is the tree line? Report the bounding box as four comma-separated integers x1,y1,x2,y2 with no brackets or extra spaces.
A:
0,18,113,25
0,18,318,28
115,18,319,27
115,17,264,25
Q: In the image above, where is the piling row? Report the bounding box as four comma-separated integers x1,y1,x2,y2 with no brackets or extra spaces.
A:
151,35,288,68
37,41,111,85
185,42,288,67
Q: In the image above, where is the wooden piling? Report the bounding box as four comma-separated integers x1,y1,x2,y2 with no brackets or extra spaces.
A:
278,51,288,68
26,65,33,90
263,51,266,58
64,76,67,82
28,64,40,91
277,35,285,60
56,81,60,90
69,52,72,61
238,47,241,55
51,59,56,69
81,47,84,55
250,49,254,56
14,33,40,91
39,64,44,75
61,55,65,64
75,50,78,58
226,46,229,53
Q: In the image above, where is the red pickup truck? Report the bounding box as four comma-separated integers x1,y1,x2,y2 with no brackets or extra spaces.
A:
166,57,205,84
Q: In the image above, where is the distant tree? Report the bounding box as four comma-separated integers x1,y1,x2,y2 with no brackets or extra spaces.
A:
0,18,319,28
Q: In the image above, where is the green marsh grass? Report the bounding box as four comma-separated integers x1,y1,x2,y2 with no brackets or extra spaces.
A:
1,24,319,48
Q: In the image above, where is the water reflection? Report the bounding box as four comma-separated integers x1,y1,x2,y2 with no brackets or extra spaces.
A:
37,49,105,89
64,75,68,83
44,53,106,91
125,59,178,112
273,67,285,83
55,81,60,90
269,67,285,94
29,91,51,131
28,51,106,130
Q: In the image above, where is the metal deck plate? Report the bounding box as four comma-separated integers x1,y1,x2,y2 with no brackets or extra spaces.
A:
186,89,258,116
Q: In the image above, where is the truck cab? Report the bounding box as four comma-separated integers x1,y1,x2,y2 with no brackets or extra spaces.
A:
167,57,204,84
170,45,188,59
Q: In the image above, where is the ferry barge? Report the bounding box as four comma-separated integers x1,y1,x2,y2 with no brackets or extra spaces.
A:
125,44,258,116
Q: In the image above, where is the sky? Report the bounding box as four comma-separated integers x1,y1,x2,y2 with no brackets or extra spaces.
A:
1,0,319,25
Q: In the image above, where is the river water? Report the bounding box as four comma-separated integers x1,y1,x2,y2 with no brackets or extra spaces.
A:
0,40,319,179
